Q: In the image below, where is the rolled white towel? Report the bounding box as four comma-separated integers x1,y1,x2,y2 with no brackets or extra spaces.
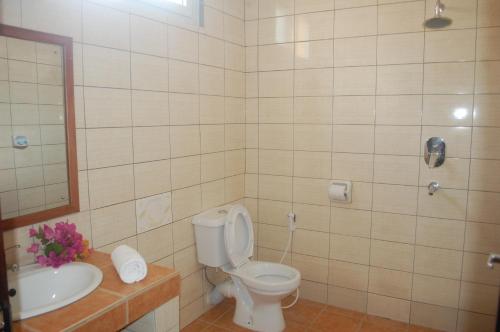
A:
111,245,148,284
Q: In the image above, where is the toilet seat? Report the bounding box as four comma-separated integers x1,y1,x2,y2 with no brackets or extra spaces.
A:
230,261,301,295
224,204,254,268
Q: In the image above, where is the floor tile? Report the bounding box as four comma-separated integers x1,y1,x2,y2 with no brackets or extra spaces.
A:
310,311,362,332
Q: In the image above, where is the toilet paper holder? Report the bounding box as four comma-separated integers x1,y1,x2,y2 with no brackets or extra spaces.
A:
329,180,352,203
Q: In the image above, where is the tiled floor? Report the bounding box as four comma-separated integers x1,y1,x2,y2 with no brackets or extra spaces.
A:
182,297,442,332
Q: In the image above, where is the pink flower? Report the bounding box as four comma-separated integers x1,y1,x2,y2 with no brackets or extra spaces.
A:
28,228,37,238
43,225,54,240
26,243,39,254
29,221,90,269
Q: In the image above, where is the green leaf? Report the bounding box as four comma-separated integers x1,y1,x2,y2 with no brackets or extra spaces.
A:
44,242,63,256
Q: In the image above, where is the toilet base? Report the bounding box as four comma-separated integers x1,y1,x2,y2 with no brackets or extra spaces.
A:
234,299,285,332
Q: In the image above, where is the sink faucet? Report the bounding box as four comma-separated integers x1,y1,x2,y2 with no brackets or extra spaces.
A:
428,181,440,196
487,253,500,269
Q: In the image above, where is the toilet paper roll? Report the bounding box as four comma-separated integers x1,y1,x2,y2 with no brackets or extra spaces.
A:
329,184,347,201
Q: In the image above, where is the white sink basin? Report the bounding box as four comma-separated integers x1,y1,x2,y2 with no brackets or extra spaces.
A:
8,262,103,320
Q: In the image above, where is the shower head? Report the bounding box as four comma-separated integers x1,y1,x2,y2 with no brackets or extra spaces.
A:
424,0,452,29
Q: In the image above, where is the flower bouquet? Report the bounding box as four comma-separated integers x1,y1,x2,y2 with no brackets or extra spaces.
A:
27,221,91,268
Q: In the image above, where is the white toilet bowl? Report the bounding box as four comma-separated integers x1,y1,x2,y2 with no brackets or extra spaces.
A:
192,204,301,332
223,261,300,331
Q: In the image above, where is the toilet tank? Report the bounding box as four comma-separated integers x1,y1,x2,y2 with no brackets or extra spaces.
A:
192,205,233,267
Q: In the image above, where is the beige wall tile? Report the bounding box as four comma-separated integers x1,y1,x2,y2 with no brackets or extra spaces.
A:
457,310,497,332
134,160,171,198
459,282,499,315
334,6,377,38
374,155,419,186
410,302,458,332
375,95,422,125
85,87,132,128
329,260,369,291
474,95,500,127
328,286,367,313
464,222,500,254
334,36,376,67
295,11,334,41
377,33,424,65
90,201,136,248
418,188,467,220
295,40,334,69
295,68,333,97
293,177,330,206
419,158,470,190
138,224,173,263
414,246,463,279
293,229,329,258
259,71,294,97
467,191,500,224
334,66,376,96
332,153,373,182
469,159,500,192
133,126,170,163
88,165,134,209
294,124,332,151
83,2,129,50
425,29,476,63
130,16,167,57
477,27,500,61
295,0,334,13
330,234,370,265
258,43,294,71
412,274,460,308
462,252,500,286
86,128,133,169
259,149,293,176
371,212,416,244
375,125,421,156
367,293,410,323
370,239,414,272
331,207,371,238
378,1,424,34
259,175,292,201
369,266,412,299
292,254,328,283
258,16,294,44
373,184,418,215
422,94,473,126
294,203,330,232
83,45,130,89
416,217,465,250
478,0,500,27
424,62,475,95
333,96,375,125
332,125,374,153
377,64,423,95
294,151,331,179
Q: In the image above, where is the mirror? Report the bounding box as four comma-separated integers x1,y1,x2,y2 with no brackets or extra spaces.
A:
0,24,78,230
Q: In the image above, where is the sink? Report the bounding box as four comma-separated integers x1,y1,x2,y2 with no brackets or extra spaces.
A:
8,262,103,320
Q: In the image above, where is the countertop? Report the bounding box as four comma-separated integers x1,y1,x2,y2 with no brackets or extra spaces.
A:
13,251,180,332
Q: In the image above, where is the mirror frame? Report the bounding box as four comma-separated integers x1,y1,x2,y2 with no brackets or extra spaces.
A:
0,24,79,231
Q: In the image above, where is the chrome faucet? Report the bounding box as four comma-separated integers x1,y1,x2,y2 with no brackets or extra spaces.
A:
428,181,440,196
487,253,500,269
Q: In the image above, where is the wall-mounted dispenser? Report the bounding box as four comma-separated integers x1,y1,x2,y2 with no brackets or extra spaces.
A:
329,181,352,203
424,137,445,168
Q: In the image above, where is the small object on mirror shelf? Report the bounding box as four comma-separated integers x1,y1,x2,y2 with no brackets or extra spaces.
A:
11,135,29,149
26,221,91,268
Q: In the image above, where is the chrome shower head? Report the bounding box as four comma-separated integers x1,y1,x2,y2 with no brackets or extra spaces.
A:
424,0,452,29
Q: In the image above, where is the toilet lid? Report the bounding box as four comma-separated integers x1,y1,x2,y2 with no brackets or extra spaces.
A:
224,204,254,268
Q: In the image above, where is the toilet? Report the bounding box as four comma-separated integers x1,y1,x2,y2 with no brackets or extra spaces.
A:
192,204,301,332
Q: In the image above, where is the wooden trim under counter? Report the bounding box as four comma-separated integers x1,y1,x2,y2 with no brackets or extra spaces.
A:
12,252,180,332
